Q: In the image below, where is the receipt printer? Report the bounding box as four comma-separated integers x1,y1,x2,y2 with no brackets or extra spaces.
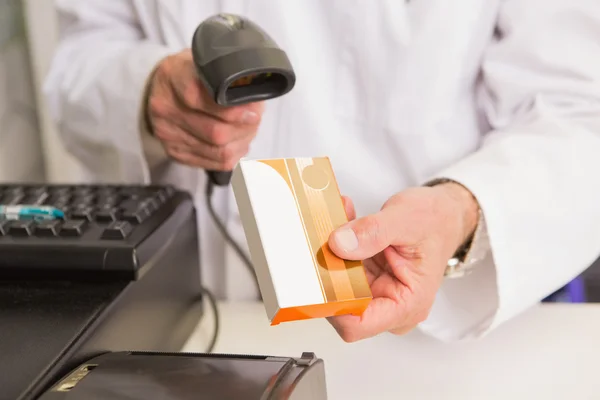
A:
38,351,327,400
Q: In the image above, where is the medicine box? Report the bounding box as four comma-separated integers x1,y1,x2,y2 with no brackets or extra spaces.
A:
232,157,372,325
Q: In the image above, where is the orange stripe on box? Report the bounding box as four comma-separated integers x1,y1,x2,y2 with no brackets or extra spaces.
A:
259,159,293,191
313,157,372,299
344,260,372,299
294,158,356,302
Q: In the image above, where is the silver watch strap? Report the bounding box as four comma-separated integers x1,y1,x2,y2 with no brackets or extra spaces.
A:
444,207,489,278
422,178,490,278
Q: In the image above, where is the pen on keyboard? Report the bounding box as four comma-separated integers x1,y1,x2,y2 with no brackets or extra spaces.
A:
0,205,65,220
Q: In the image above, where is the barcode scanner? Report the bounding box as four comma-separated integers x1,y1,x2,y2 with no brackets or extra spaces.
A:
191,13,296,186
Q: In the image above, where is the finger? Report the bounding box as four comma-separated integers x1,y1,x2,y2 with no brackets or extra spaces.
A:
166,146,243,171
327,296,400,343
151,94,258,148
202,99,264,126
362,260,380,286
388,325,417,336
328,208,395,261
187,138,250,168
383,246,424,292
154,116,249,163
177,110,258,146
341,195,356,221
155,116,252,170
168,56,264,125
170,117,253,161
363,255,388,285
165,139,249,171
364,268,377,286
152,116,205,147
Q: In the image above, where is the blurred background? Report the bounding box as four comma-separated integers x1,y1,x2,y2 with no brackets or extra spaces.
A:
0,0,82,185
1,0,599,301
0,0,43,183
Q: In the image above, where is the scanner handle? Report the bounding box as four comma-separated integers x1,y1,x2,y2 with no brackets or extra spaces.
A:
207,170,233,187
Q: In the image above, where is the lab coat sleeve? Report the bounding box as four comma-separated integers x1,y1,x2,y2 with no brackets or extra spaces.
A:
419,0,600,341
44,0,174,183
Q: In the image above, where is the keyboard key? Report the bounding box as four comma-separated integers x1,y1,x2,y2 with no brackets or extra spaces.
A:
152,187,172,203
8,220,35,237
96,195,120,208
101,220,133,240
57,206,71,215
72,194,96,205
120,199,148,223
21,193,49,205
5,187,24,196
164,186,175,197
96,187,117,196
97,189,119,198
139,198,159,214
3,193,24,205
152,190,170,205
26,187,48,196
122,208,149,224
73,187,93,196
59,220,87,237
0,220,9,235
71,207,94,221
48,193,71,202
72,202,92,210
35,220,62,237
119,187,148,196
119,199,140,210
50,187,71,195
95,206,120,222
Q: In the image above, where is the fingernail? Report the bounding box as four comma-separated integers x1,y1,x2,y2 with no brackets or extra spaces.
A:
241,111,259,125
332,228,358,253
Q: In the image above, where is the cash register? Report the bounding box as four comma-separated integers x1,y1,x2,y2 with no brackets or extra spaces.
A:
0,184,327,400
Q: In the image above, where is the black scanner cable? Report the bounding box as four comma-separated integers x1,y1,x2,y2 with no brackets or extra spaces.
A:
199,285,219,353
195,179,260,354
205,179,261,297
200,179,259,354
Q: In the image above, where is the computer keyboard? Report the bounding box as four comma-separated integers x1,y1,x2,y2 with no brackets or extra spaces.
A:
0,184,195,280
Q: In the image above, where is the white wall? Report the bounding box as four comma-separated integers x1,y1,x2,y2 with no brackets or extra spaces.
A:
0,0,45,182
22,0,83,183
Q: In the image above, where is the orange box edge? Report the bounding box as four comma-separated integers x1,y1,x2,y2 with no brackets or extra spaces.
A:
270,297,372,326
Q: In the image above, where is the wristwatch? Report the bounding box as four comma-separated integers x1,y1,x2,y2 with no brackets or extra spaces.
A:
424,178,490,278
445,206,489,278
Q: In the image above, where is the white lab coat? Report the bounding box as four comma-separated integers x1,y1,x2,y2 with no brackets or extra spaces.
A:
44,0,600,342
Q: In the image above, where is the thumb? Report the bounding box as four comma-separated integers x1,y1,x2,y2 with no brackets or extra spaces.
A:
328,209,393,260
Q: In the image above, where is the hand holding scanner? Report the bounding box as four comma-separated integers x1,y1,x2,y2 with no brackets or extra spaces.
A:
191,13,296,186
